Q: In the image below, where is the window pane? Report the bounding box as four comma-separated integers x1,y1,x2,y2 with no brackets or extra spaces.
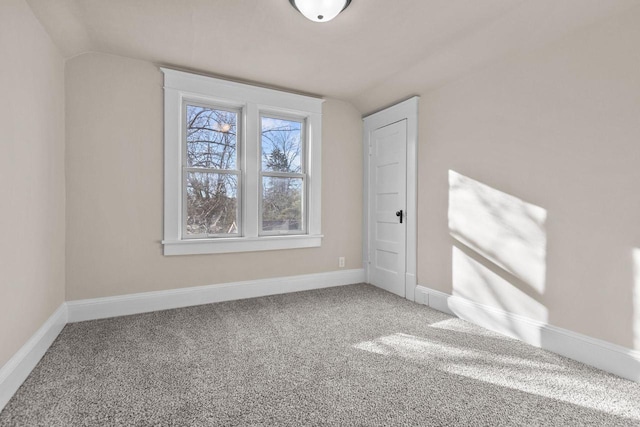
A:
262,177,303,232
261,117,302,173
186,105,237,169
186,172,238,236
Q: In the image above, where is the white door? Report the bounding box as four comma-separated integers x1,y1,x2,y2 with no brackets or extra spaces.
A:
368,120,407,297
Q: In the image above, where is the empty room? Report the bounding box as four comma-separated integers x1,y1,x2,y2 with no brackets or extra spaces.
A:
2,0,640,425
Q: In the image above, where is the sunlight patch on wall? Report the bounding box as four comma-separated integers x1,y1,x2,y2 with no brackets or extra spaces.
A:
452,246,548,323
634,248,640,350
448,170,547,293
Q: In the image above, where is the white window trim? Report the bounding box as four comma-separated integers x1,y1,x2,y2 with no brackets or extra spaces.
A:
161,68,323,256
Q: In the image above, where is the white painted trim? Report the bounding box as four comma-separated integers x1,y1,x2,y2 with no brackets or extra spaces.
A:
0,271,364,410
67,269,365,323
162,234,323,256
362,96,419,301
161,68,323,114
161,68,323,256
415,285,640,382
0,304,67,412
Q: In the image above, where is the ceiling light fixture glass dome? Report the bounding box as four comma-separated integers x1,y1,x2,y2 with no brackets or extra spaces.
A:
289,0,352,23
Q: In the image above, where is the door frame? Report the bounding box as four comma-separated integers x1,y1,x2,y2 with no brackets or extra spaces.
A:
362,96,419,301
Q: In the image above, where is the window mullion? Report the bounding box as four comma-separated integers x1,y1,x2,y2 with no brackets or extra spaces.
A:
243,102,260,238
184,167,239,174
261,171,305,179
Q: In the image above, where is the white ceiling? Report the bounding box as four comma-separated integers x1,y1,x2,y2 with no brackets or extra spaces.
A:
27,0,639,113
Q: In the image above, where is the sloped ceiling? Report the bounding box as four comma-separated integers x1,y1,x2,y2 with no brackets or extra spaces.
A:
26,0,639,114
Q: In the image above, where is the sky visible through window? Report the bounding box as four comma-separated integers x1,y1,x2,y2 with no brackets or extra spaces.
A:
261,116,304,232
261,117,302,173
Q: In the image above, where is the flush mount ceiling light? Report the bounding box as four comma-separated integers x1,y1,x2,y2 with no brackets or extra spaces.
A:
289,0,352,23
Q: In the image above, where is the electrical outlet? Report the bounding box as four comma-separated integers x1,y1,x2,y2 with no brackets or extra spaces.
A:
338,257,345,268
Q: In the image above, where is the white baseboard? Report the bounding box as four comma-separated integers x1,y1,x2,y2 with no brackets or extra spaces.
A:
405,273,417,302
0,304,67,412
415,285,640,383
67,269,365,323
0,270,364,411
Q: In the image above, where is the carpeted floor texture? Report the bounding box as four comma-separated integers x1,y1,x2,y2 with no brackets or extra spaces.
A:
1,284,640,426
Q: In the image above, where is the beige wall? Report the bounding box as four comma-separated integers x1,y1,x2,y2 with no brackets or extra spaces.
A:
65,52,363,300
411,7,640,349
6,0,638,371
0,0,65,367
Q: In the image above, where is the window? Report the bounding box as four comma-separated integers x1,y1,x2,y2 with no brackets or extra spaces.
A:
260,115,305,235
185,104,240,238
161,68,323,255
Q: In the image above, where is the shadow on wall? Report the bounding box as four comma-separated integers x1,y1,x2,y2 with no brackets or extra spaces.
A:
447,170,548,338
635,248,640,351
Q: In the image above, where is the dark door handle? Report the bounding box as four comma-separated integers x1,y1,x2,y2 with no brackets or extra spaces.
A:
396,210,403,224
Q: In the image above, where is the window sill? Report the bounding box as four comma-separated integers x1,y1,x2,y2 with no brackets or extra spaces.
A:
162,234,323,256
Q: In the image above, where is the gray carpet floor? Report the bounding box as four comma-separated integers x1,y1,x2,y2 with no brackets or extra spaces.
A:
1,284,640,426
